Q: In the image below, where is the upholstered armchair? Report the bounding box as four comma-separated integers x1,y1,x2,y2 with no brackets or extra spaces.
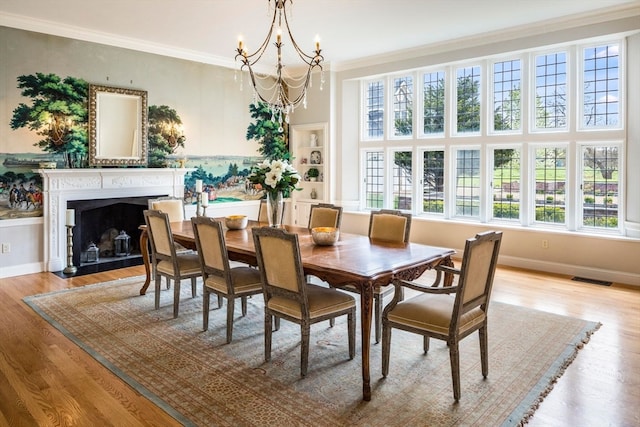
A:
381,230,503,401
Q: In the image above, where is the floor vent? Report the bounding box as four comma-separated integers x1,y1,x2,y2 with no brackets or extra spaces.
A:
571,276,612,286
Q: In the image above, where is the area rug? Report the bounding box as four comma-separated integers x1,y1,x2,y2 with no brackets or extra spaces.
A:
24,276,600,427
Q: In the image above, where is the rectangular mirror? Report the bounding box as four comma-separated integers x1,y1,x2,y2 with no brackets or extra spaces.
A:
88,84,148,166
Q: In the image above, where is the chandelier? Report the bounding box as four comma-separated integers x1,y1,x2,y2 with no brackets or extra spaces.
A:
235,0,324,127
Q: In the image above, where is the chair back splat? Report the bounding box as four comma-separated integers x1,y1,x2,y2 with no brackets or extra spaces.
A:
308,203,343,229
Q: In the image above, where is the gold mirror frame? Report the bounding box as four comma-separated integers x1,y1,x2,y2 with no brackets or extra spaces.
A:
88,84,148,167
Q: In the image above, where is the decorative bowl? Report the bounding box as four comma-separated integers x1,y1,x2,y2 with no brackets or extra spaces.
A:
311,227,339,246
39,161,57,169
225,215,248,230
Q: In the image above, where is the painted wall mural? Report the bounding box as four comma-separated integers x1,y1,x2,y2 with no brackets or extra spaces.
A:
0,153,266,220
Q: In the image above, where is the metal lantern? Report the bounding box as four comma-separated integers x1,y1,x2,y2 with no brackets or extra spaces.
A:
114,230,131,257
86,242,99,263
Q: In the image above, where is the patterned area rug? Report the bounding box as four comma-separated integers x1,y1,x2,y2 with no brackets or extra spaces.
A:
24,276,600,426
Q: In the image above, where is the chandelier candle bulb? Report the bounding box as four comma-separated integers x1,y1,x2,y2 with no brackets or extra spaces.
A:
195,179,203,193
201,195,208,207
66,209,75,227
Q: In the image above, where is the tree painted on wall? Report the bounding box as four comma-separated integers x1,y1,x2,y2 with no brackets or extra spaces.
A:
148,105,186,168
10,73,89,167
245,102,290,161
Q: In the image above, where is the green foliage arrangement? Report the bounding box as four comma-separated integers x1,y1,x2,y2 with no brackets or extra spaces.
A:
148,105,186,168
10,72,89,167
246,102,290,161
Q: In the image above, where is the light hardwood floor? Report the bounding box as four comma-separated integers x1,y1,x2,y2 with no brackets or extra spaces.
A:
0,265,638,426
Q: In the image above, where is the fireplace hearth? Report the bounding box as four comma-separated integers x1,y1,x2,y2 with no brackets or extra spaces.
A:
67,196,162,269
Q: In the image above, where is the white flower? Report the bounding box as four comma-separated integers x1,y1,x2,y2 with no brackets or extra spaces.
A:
271,160,285,174
264,170,281,188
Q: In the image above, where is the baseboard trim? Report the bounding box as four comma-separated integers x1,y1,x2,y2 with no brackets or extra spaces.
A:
497,254,639,287
0,262,44,279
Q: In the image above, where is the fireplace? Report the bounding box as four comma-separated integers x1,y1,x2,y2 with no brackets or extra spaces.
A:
67,195,162,268
38,168,192,273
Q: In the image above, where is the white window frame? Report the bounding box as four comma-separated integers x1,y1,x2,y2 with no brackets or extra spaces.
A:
577,39,625,132
576,141,624,233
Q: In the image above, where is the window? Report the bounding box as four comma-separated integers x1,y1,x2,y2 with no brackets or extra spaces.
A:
582,43,620,128
364,151,384,208
454,149,481,217
422,71,445,135
365,80,384,139
493,59,521,132
533,147,566,225
393,76,413,137
492,148,521,221
358,36,626,236
580,145,619,229
534,52,567,130
421,150,445,214
456,66,481,134
392,150,413,210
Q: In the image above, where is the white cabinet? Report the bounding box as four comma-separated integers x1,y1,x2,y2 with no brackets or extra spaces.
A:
290,122,329,226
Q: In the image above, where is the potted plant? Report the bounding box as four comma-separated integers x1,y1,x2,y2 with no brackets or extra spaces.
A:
308,167,320,182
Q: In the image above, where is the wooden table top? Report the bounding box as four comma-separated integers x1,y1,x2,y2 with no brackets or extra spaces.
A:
170,219,455,288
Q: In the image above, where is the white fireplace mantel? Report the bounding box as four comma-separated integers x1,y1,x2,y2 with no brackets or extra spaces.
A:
38,168,192,272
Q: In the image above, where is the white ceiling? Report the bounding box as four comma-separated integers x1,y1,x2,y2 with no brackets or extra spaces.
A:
1,0,639,72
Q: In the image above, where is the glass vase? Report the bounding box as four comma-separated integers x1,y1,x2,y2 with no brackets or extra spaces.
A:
266,191,283,227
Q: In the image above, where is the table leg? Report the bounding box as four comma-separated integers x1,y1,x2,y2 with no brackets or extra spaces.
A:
139,230,151,295
360,281,374,401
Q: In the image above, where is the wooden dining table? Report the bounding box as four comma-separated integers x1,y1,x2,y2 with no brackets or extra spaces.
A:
139,219,455,401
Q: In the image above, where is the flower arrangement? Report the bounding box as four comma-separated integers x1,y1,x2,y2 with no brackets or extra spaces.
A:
248,159,302,198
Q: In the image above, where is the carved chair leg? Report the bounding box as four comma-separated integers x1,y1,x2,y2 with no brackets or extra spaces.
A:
479,325,488,378
381,321,391,377
190,277,197,297
301,323,310,377
265,312,272,362
348,311,355,359
203,289,210,331
375,293,383,344
217,294,223,308
226,297,235,344
449,341,461,401
173,279,181,318
241,296,248,316
154,275,162,310
423,336,430,353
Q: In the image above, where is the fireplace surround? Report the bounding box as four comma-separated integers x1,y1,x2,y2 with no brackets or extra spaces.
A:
38,168,191,272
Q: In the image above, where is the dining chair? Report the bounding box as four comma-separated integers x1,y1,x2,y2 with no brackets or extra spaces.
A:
307,203,343,229
341,209,412,343
382,230,503,401
143,209,202,318
148,196,186,222
147,196,191,288
191,216,263,343
252,226,356,377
